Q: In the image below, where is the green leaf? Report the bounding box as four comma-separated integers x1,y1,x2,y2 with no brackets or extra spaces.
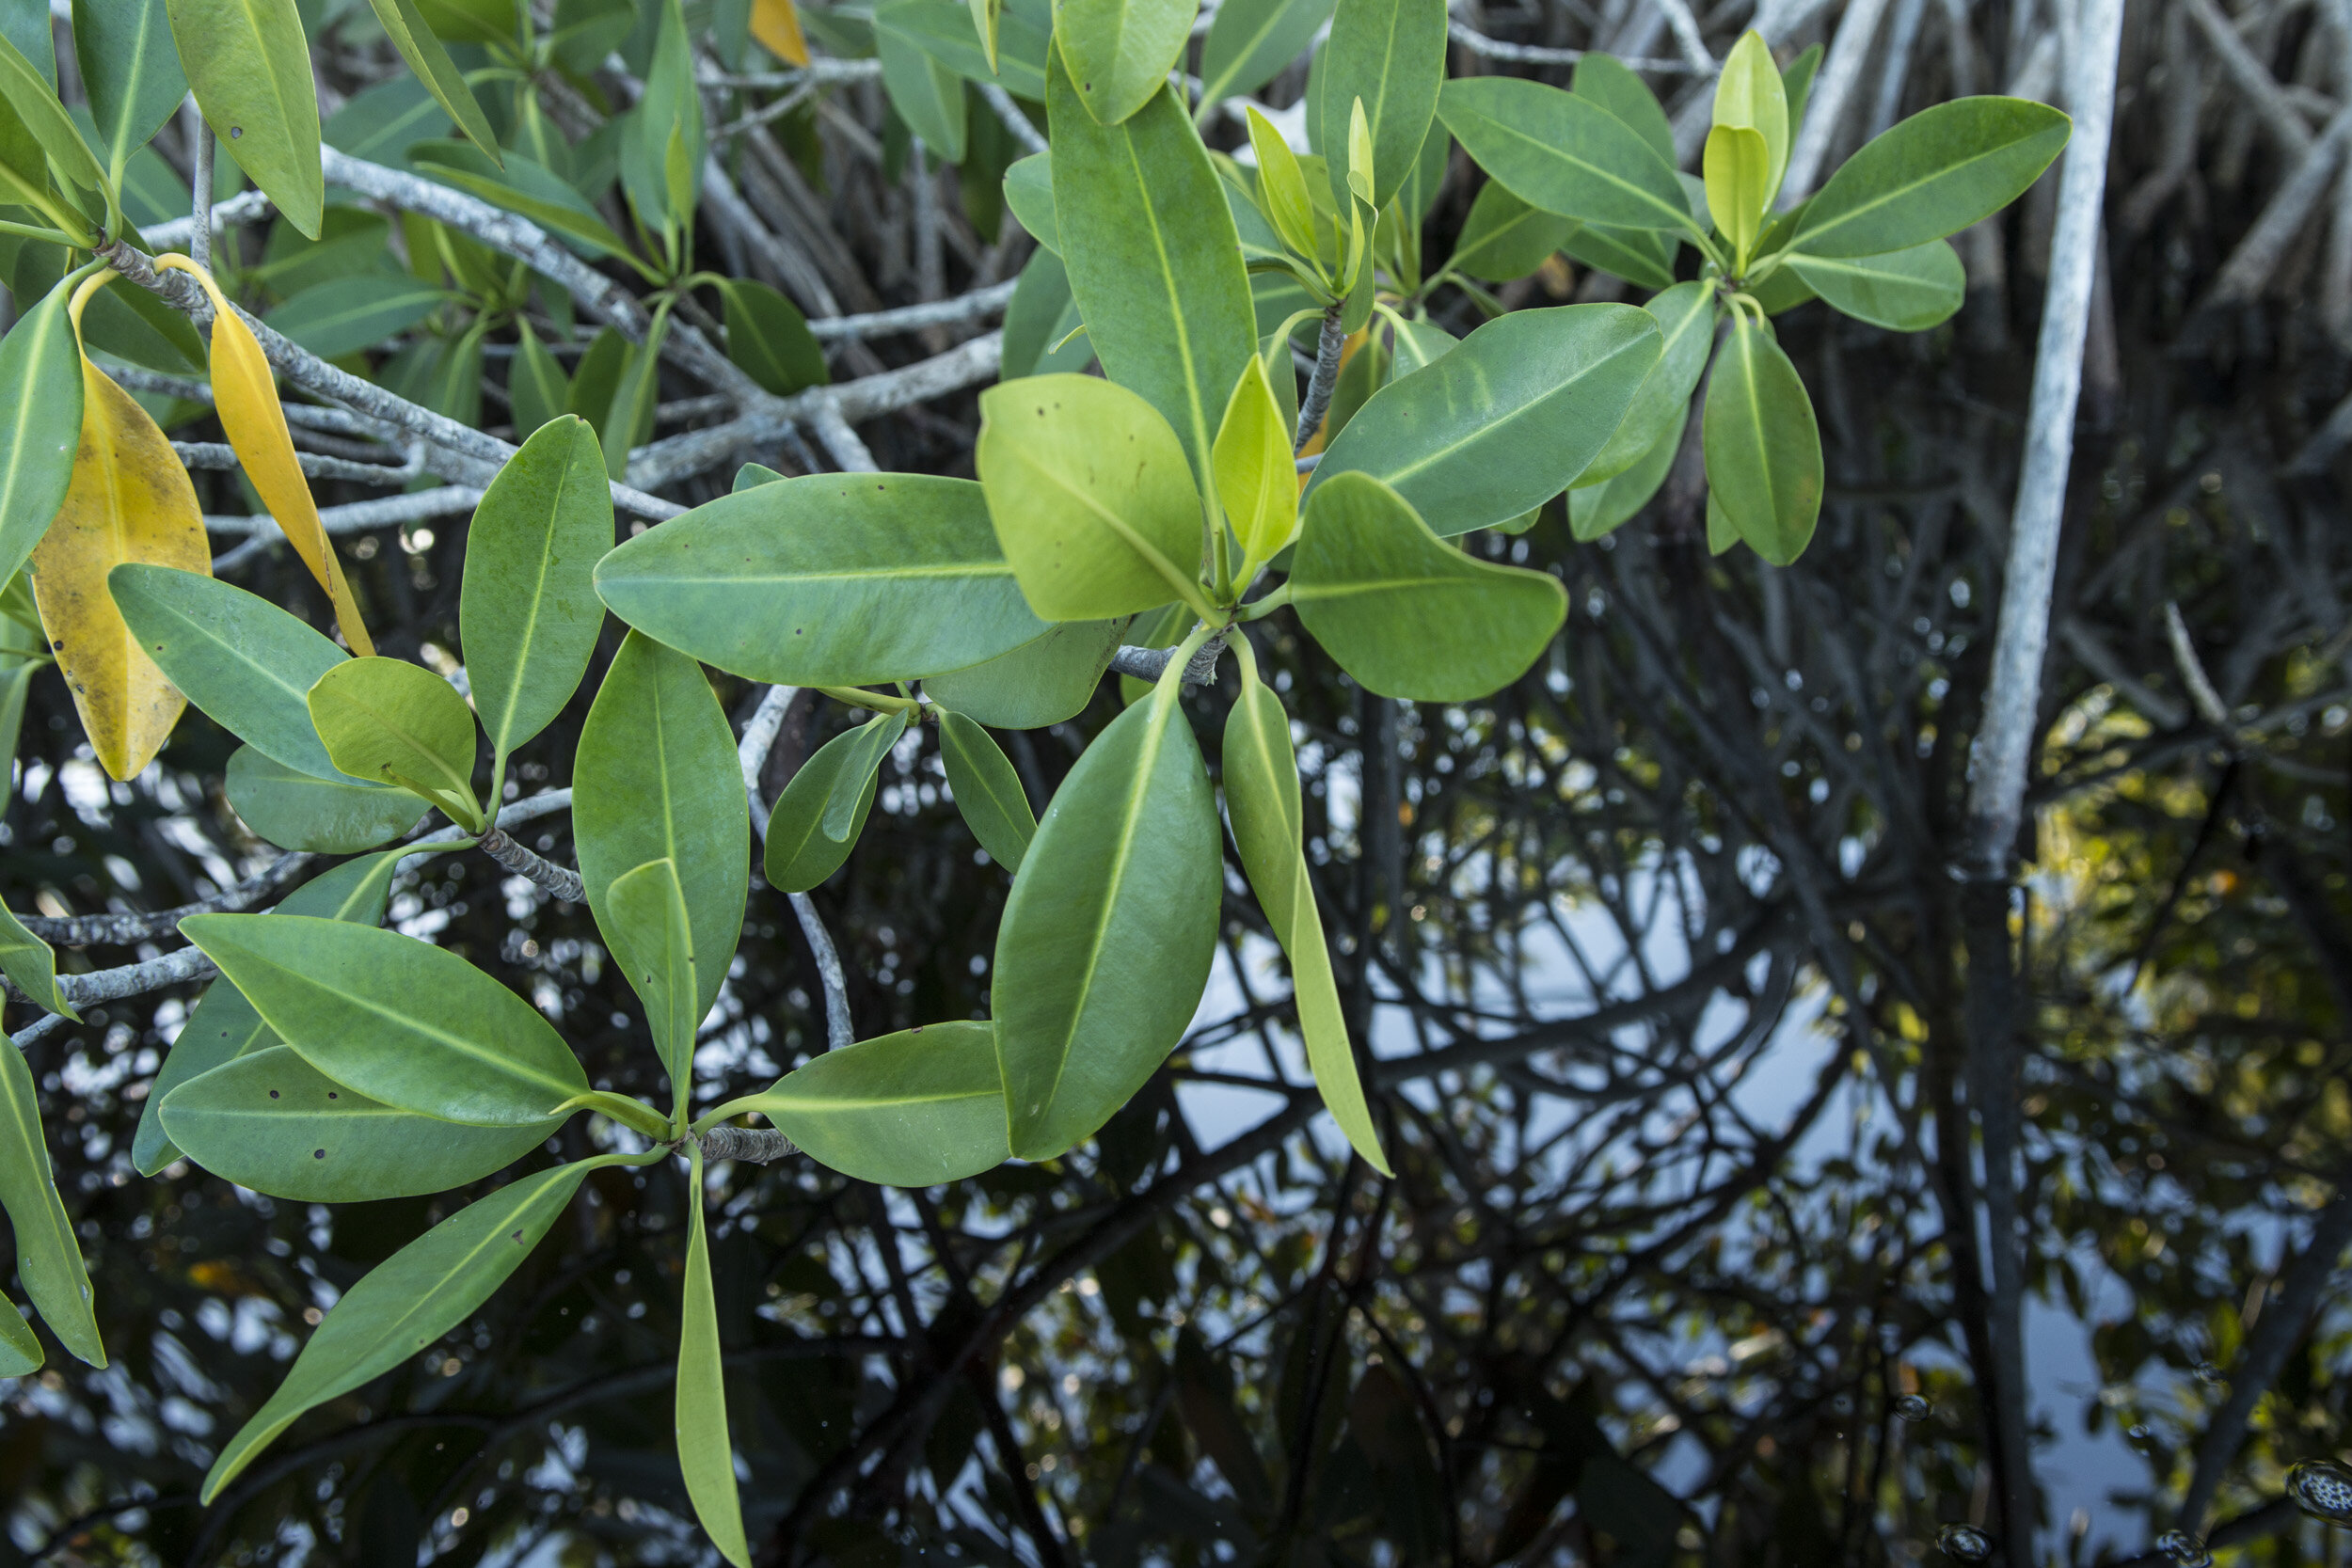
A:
1388,314,1454,374
107,563,351,779
1223,648,1386,1172
1702,313,1822,564
992,656,1219,1159
0,899,72,1021
596,474,1048,685
263,276,449,358
678,1147,753,1567
876,1,969,161
1438,76,1694,236
619,0,703,230
598,311,667,481
1246,108,1319,261
1215,353,1296,574
0,1037,102,1364
1447,181,1573,282
1569,404,1681,542
1315,0,1444,213
160,1045,552,1201
1711,30,1789,204
608,858,700,1100
1577,279,1715,485
199,1159,603,1502
1051,0,1192,126
763,725,879,892
0,1,53,87
1783,43,1824,136
1792,97,2070,259
1293,471,1566,700
408,141,642,267
1309,303,1660,536
0,278,84,591
1001,150,1057,250
0,1297,37,1375
822,706,908,842
1704,124,1768,264
1569,52,1673,165
715,277,829,396
1786,240,1964,331
575,630,748,1020
509,321,571,437
461,415,611,769
363,0,500,164
567,326,628,426
181,912,592,1123
323,74,451,169
921,616,1125,728
1048,63,1256,484
73,0,187,181
715,1022,1009,1184
308,656,483,828
135,848,407,1176
226,747,427,851
1557,221,1676,292
0,29,106,223
1199,0,1332,110
977,373,1209,619
167,0,325,238
880,0,1051,97
1001,244,1089,378
938,710,1035,869
733,463,784,491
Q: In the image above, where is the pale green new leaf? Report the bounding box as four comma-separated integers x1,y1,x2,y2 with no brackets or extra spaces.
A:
0,1031,103,1363
713,1022,1009,1185
461,415,611,768
1703,313,1822,564
1047,63,1256,484
1309,303,1661,536
1215,354,1296,572
1711,30,1788,204
938,710,1035,870
180,913,592,1124
1223,650,1387,1172
993,657,1219,1159
199,1159,605,1502
976,374,1207,619
596,475,1046,685
160,1045,552,1201
1787,240,1965,331
1705,124,1768,265
678,1148,753,1566
167,0,324,236
308,656,482,828
575,631,748,1020
1791,96,2070,259
1293,472,1567,701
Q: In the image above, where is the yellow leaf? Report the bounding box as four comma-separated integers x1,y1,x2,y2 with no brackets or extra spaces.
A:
155,256,374,657
30,356,210,780
750,0,810,67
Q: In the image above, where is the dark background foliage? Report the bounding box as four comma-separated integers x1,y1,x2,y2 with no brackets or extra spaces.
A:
8,0,2352,1563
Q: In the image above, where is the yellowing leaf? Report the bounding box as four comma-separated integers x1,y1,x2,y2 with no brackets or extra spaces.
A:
750,0,810,66
31,351,211,780
157,256,373,657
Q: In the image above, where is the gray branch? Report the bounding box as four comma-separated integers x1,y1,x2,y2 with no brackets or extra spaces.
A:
1294,305,1346,455
18,851,310,945
477,826,586,903
1107,634,1225,687
738,684,856,1053
695,1123,798,1164
175,439,420,487
1443,19,1700,73
1779,0,1893,205
804,279,1021,341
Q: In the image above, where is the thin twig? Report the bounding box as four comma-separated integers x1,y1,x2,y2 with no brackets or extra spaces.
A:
737,684,855,1053
804,280,1020,341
